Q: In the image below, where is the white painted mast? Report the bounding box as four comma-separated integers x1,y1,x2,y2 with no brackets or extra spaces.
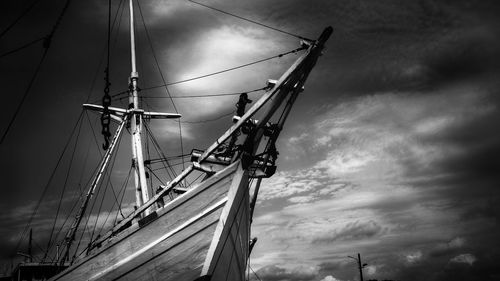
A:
68,0,181,260
128,0,150,214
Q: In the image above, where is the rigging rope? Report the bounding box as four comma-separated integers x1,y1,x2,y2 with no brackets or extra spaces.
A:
144,102,155,194
0,47,49,145
113,166,132,226
146,154,191,164
72,110,125,261
181,110,235,124
118,86,267,100
0,0,73,144
187,0,312,42
145,166,167,186
86,111,125,217
250,265,263,281
12,110,84,255
46,190,82,262
144,122,178,182
43,111,85,260
89,129,123,247
136,0,186,172
0,37,45,59
70,114,107,262
146,46,305,88
107,45,304,101
45,114,101,261
65,111,111,262
0,0,42,39
85,0,125,105
151,162,186,171
96,173,127,239
187,172,204,187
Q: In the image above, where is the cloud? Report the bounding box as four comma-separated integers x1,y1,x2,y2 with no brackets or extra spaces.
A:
313,220,385,244
3,1,500,280
365,264,377,276
164,24,286,120
449,254,477,266
252,81,500,281
252,264,318,281
430,237,466,257
259,169,333,201
319,275,342,281
0,193,135,264
405,250,423,264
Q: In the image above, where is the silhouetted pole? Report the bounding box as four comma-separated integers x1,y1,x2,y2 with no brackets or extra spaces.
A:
28,229,32,263
357,253,364,281
348,253,367,281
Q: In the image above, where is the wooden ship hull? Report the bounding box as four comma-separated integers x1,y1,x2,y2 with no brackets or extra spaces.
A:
49,161,249,281
6,0,332,277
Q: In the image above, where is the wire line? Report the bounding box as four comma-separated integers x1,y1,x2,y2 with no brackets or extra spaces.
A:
12,110,84,254
0,0,42,39
0,47,49,144
121,87,267,100
108,47,304,100
136,0,186,171
0,37,45,59
181,111,235,124
43,110,84,260
148,47,305,87
1,0,73,144
187,0,312,41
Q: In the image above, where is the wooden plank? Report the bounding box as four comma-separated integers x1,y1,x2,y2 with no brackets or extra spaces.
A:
90,200,226,280
49,162,241,281
106,164,194,237
94,161,237,248
201,162,250,281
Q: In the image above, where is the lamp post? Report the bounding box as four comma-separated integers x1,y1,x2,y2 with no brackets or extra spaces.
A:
347,253,367,281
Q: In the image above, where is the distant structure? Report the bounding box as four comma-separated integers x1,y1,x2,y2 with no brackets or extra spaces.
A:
348,253,368,281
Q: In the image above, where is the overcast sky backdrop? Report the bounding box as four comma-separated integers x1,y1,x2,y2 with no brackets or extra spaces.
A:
1,0,500,280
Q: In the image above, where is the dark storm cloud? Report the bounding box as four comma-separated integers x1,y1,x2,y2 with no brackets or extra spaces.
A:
299,0,500,100
380,251,500,281
312,220,385,244
0,191,85,259
3,0,500,280
422,32,500,90
428,237,466,258
393,89,500,231
253,265,317,281
460,200,500,223
433,116,500,183
399,113,500,185
317,261,342,273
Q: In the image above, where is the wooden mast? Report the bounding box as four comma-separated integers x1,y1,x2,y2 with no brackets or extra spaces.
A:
55,0,180,266
81,0,180,226
128,0,150,214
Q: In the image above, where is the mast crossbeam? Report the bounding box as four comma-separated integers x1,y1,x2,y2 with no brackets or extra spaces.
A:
83,104,181,119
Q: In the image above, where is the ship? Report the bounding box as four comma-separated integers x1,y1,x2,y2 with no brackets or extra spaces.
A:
5,1,332,280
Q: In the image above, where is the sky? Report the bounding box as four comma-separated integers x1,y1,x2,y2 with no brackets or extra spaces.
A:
1,0,500,280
